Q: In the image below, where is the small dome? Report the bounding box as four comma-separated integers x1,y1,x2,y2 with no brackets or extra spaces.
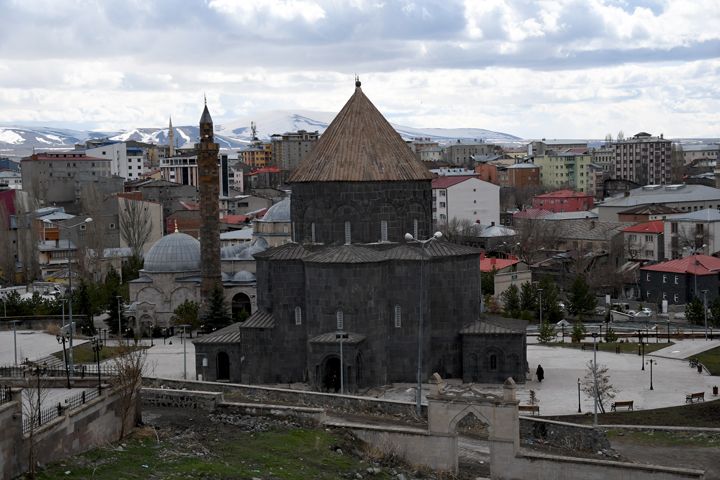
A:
144,232,201,272
220,237,269,260
259,197,290,223
232,271,256,282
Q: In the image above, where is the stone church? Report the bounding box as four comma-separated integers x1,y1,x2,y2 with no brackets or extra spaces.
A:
194,81,526,390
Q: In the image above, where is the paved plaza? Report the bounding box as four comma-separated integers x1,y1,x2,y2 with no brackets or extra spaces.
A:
2,330,718,417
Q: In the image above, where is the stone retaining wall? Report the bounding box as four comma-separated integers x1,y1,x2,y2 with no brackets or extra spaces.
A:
520,417,610,453
143,377,425,419
141,388,224,410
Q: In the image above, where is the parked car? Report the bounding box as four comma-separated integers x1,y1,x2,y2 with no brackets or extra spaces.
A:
634,308,653,317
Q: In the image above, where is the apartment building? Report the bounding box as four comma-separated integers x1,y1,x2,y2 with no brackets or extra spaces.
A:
613,132,672,185
85,142,147,180
431,175,500,226
270,130,319,171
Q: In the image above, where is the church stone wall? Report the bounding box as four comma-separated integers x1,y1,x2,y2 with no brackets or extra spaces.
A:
291,181,432,245
461,333,527,384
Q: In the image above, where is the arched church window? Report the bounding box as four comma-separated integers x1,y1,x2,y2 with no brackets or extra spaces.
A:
311,223,316,243
489,354,498,371
394,305,401,328
344,221,351,244
413,219,419,239
295,306,302,325
381,220,388,242
336,310,344,330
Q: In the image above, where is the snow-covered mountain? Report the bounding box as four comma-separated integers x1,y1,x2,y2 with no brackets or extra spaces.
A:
0,111,522,158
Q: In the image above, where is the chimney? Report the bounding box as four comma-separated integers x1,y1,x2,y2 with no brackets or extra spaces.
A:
491,221,495,227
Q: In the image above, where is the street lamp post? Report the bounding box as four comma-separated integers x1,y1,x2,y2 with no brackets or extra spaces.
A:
90,336,103,394
28,362,48,426
10,319,19,366
667,319,671,344
591,331,598,427
116,295,123,340
405,231,443,416
577,377,581,413
177,324,190,379
56,333,71,389
538,288,544,326
640,331,645,370
44,217,93,375
647,359,657,390
702,289,708,340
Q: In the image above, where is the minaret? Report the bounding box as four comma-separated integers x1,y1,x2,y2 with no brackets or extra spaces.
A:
168,117,175,157
197,101,221,302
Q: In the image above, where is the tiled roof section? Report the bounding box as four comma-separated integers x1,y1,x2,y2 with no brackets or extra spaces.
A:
535,189,590,199
602,185,720,208
559,220,628,241
460,317,528,334
431,175,477,189
240,310,276,329
623,221,663,234
309,331,366,344
192,322,244,344
618,204,680,215
640,254,720,276
256,241,478,263
480,257,520,272
665,208,720,222
288,86,433,183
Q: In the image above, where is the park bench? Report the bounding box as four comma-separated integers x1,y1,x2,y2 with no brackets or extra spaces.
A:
685,392,705,403
518,404,540,416
610,400,634,411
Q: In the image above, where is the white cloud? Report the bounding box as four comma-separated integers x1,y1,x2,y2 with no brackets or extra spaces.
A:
208,0,326,23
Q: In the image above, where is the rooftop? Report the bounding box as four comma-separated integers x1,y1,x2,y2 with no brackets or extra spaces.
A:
623,220,664,234
641,254,720,276
664,208,720,222
618,204,681,216
480,257,520,272
535,189,591,199
601,184,720,208
431,175,479,189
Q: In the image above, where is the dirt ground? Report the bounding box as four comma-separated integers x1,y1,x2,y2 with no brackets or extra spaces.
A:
610,438,720,480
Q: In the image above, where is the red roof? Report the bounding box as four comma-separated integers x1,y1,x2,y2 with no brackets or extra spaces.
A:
480,256,520,272
431,175,479,189
22,153,108,162
513,208,552,219
623,221,663,234
641,255,720,276
534,189,591,199
249,167,281,175
220,214,250,224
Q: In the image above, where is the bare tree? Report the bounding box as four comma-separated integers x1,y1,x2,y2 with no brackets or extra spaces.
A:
581,360,618,414
438,217,474,244
0,202,16,284
515,218,562,264
110,340,146,440
22,369,49,479
119,197,153,258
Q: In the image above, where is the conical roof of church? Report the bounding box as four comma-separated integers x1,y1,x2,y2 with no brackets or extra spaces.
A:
200,104,213,124
288,83,433,183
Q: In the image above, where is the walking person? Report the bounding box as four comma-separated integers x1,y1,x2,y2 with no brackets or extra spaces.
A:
536,364,545,383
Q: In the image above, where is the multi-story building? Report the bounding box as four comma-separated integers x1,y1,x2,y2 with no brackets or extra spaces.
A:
239,142,272,168
20,152,114,205
663,208,720,259
160,153,198,186
476,160,540,189
597,184,720,222
0,171,22,189
407,138,442,162
591,146,615,174
623,221,664,262
532,190,594,213
683,144,719,164
640,255,720,305
534,151,594,193
431,175,500,226
270,130,319,172
613,132,672,185
528,140,587,156
85,142,147,180
442,140,499,165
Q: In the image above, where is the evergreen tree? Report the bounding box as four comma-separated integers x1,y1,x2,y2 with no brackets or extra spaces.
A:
501,284,521,318
481,269,495,296
537,321,556,343
685,297,704,326
538,277,564,323
172,300,201,330
710,297,720,328
201,285,233,332
519,282,537,313
567,275,597,318
604,326,618,343
571,322,586,343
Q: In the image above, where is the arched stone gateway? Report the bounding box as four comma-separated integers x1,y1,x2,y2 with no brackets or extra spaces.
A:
231,292,252,320
321,356,341,393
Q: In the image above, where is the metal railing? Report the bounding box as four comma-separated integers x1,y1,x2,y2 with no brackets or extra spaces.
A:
22,389,101,434
0,385,11,405
0,364,120,379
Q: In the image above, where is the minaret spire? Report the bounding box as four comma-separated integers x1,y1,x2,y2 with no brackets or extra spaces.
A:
168,116,175,157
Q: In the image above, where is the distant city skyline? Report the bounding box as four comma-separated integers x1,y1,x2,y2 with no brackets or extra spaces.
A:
0,0,717,139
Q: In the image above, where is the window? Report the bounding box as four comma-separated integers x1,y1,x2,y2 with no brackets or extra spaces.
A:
671,222,678,233
645,250,653,257
344,221,351,244
381,220,388,242
662,292,667,300
646,273,651,281
311,223,316,243
394,305,401,328
674,275,679,284
440,190,446,197
647,290,651,298
294,306,302,325
674,294,679,303
439,202,446,208
629,234,637,242
336,310,344,330
662,275,667,284
109,223,116,230
413,219,418,239
489,354,497,370
645,235,653,243
80,225,87,231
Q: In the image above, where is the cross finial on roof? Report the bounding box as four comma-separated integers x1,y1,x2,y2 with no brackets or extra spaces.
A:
204,93,207,106
355,74,361,88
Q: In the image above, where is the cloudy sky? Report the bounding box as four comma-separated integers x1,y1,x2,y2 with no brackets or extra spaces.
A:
0,0,718,138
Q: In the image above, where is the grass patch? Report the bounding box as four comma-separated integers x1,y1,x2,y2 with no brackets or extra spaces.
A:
692,346,720,376
35,428,396,480
606,429,720,447
542,341,672,355
52,343,146,364
547,399,720,428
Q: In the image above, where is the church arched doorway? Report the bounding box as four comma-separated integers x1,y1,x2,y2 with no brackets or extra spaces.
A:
322,356,341,392
217,351,230,381
232,292,252,321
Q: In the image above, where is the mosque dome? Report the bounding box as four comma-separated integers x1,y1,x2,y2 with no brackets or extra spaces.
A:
144,232,201,272
259,197,290,223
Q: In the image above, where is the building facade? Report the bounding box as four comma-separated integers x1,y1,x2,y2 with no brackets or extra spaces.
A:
613,132,672,185
534,152,594,193
85,142,147,181
640,255,720,305
431,176,500,227
531,190,594,213
623,221,664,262
270,130,319,172
663,209,720,259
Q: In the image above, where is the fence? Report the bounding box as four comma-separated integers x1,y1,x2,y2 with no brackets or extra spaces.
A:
0,385,11,405
0,364,120,379
21,388,101,434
